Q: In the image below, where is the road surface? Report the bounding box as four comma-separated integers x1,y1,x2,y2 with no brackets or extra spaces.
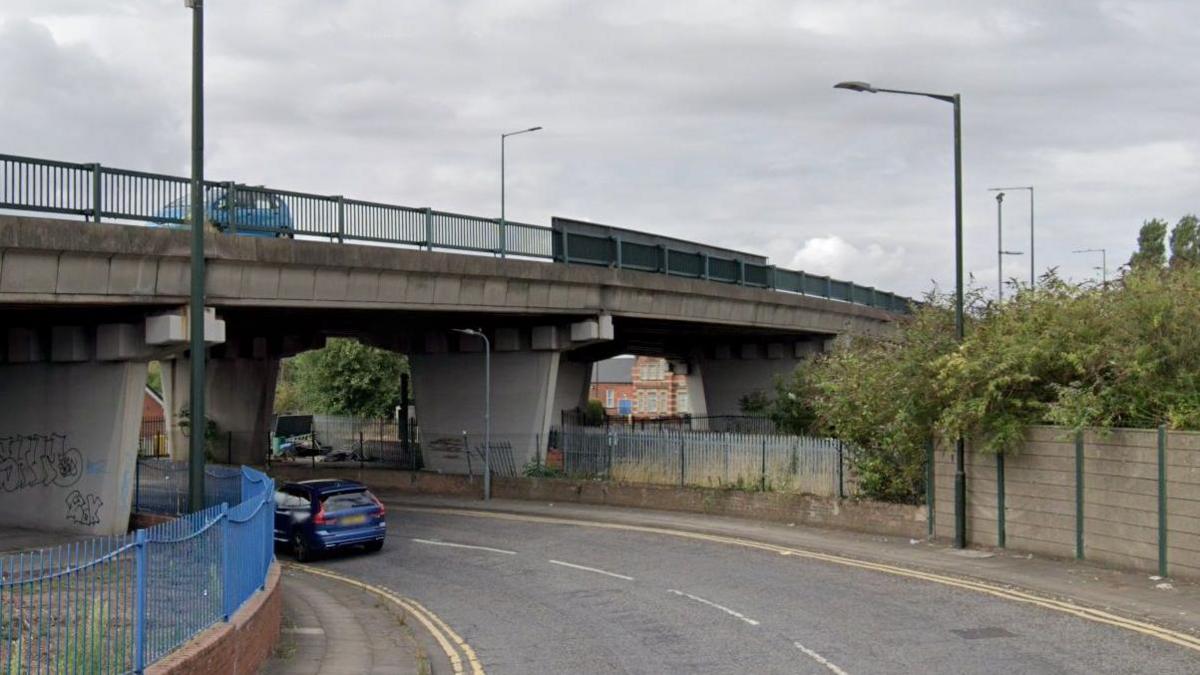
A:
306,507,1198,674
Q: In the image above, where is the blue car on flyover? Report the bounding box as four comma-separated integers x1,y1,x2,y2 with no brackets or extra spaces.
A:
274,479,386,562
149,187,293,237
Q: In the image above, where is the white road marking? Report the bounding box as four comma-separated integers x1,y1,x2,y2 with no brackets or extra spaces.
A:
794,642,851,675
411,538,517,555
547,559,634,581
281,626,325,635
667,589,759,626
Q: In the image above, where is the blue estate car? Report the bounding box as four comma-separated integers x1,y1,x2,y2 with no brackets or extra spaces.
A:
274,479,386,562
149,187,293,236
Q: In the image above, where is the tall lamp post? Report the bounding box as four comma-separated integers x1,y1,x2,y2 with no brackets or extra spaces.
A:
453,329,492,500
500,126,542,258
994,192,1023,302
1073,248,1108,285
186,0,206,511
835,80,968,549
989,186,1035,287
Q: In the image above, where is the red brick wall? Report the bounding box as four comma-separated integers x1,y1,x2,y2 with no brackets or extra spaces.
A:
146,563,282,675
589,382,636,414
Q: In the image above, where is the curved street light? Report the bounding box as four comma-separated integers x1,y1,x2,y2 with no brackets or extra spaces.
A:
835,80,968,549
500,126,543,258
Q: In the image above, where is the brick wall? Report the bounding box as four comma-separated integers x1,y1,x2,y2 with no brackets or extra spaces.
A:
934,426,1200,578
146,562,282,675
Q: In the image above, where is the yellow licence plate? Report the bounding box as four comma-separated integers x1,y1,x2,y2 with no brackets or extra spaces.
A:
341,515,367,526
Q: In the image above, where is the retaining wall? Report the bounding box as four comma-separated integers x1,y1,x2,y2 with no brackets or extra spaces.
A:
268,465,927,539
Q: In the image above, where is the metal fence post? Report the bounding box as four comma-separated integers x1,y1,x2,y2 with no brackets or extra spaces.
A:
679,435,685,487
996,452,1006,548
926,438,935,538
1075,430,1085,560
90,163,103,222
226,181,237,234
360,430,365,470
220,503,231,620
498,218,506,258
1158,424,1168,577
760,437,767,491
836,440,845,499
134,529,147,673
562,224,570,264
737,260,746,286
424,208,434,250
335,195,345,243
614,234,623,269
659,245,668,274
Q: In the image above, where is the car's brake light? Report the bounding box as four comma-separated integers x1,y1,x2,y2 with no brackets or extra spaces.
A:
371,494,386,517
313,505,334,526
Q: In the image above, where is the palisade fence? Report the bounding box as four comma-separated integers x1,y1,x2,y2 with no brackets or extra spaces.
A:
134,458,244,516
0,152,911,314
555,427,846,497
0,467,274,674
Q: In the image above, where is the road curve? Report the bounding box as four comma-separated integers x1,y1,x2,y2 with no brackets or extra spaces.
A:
308,508,1198,674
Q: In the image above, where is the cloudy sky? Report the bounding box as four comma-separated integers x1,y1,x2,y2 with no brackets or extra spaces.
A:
3,1,1199,297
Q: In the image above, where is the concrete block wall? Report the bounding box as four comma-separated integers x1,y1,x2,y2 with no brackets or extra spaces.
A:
935,426,1200,578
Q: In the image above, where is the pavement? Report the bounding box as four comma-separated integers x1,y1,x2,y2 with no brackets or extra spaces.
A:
0,526,89,554
261,566,432,675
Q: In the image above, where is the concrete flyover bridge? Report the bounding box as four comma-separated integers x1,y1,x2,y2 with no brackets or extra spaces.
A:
0,153,911,535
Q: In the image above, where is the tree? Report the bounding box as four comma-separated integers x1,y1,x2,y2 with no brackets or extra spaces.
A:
1128,219,1167,270
1170,214,1200,268
278,338,408,418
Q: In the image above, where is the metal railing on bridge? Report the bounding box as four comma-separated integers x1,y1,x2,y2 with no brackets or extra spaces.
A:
0,152,912,313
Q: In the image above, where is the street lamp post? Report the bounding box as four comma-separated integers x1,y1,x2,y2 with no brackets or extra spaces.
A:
500,126,542,258
1073,248,1108,285
989,186,1035,287
454,329,492,500
994,192,1023,302
835,80,969,549
186,0,206,511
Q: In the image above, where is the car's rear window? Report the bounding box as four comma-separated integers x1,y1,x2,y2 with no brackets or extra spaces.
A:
321,490,376,511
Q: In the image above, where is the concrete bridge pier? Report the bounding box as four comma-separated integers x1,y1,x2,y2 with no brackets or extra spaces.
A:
162,355,281,467
0,325,150,535
686,339,824,418
412,322,602,475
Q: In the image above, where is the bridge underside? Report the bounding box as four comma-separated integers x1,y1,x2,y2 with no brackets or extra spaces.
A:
0,216,896,532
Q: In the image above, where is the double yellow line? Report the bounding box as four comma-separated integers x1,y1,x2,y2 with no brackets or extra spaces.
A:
286,563,485,675
398,505,1200,654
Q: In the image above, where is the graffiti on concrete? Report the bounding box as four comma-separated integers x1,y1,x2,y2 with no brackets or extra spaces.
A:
0,434,84,492
65,490,102,527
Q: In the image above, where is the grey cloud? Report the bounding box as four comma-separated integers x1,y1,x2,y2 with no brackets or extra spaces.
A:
5,1,1200,296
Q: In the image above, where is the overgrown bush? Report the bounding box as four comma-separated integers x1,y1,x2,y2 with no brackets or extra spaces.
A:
756,220,1200,502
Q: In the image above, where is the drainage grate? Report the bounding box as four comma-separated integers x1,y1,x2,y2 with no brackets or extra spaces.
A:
952,627,1017,640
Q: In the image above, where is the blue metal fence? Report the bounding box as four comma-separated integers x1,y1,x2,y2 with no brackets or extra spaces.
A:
0,152,912,313
0,466,275,673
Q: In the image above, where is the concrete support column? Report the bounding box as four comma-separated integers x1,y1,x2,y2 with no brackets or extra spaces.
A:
411,350,567,475
162,356,280,465
0,361,147,535
693,340,822,417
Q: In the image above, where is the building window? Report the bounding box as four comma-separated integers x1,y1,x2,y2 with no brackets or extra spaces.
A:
644,391,657,413
658,391,668,413
677,392,689,413
605,389,615,408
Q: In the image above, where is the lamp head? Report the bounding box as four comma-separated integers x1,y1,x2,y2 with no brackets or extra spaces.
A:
834,81,876,93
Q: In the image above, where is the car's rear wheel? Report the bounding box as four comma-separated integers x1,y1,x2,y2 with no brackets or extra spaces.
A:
365,540,384,553
293,533,313,562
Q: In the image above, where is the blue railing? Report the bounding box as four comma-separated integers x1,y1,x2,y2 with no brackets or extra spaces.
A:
0,152,911,313
0,466,274,673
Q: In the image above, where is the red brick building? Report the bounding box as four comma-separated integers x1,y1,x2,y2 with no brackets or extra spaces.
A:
589,356,690,418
